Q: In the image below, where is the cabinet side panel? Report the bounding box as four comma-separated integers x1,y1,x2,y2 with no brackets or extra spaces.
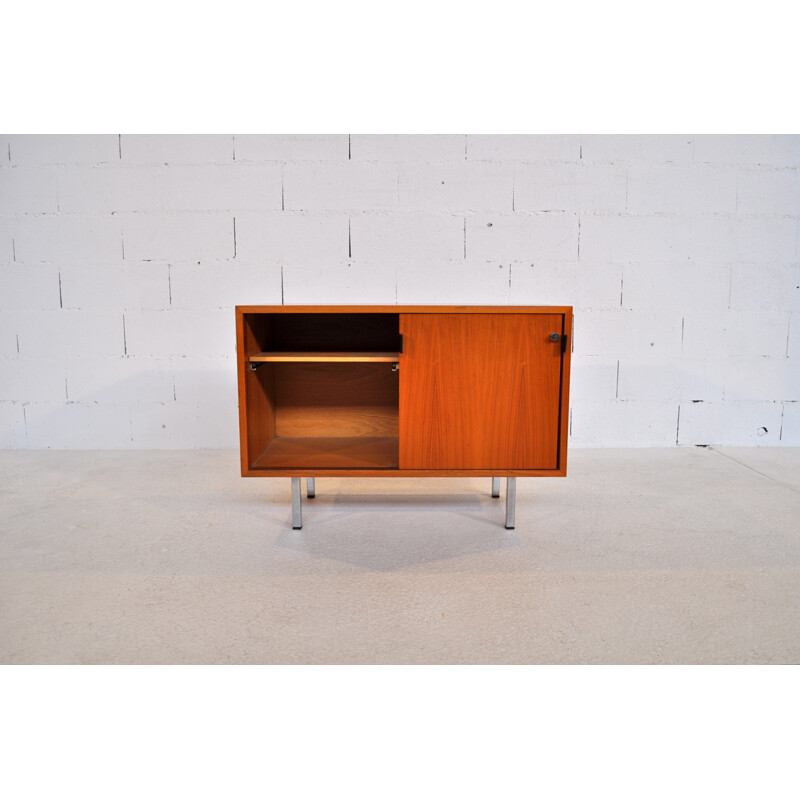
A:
399,313,563,470
557,308,573,475
239,314,275,471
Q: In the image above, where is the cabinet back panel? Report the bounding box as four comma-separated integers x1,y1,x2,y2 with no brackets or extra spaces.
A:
265,313,400,352
274,363,399,437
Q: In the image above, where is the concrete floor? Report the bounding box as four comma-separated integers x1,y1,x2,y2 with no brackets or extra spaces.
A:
0,447,798,664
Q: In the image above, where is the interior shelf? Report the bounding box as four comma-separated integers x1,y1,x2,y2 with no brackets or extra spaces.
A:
250,351,399,363
253,436,399,469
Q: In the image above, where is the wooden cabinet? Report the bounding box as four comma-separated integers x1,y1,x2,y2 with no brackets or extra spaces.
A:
236,306,572,527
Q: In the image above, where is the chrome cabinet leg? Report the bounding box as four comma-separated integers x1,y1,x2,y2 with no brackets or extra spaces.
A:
291,477,302,529
307,477,315,498
491,477,501,498
505,477,516,529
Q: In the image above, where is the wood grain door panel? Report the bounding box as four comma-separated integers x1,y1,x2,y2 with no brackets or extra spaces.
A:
399,314,563,470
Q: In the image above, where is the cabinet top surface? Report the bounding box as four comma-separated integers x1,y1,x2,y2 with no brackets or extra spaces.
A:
236,305,572,314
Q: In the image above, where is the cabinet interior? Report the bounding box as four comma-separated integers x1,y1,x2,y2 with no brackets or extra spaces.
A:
242,313,401,469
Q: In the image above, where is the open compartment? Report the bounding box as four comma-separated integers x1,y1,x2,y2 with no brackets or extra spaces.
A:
239,312,400,470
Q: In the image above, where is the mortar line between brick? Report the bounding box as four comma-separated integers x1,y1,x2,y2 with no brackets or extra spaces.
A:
122,315,127,355
709,447,800,495
675,405,680,445
779,404,785,441
785,316,791,357
118,135,122,160
22,405,28,447
167,265,172,305
58,272,63,308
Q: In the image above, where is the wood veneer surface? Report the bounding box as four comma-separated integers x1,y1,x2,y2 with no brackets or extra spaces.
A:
253,436,399,469
399,313,562,470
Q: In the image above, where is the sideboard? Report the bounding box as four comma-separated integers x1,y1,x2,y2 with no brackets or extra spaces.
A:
236,305,572,529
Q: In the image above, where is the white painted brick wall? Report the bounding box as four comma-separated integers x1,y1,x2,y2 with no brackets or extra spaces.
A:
123,310,234,358
467,135,581,163
617,359,726,402
0,265,61,310
283,260,396,305
466,213,578,260
234,135,348,162
123,213,234,262
57,165,169,214
688,215,797,262
789,314,800,358
59,263,170,310
235,212,349,261
120,135,234,165
571,401,679,446
621,263,731,311
722,357,800,402
350,135,465,162
13,215,123,263
513,165,626,212
569,356,618,403
2,359,68,402
575,312,683,358
25,402,133,448
351,213,463,261
677,402,784,446
580,214,692,262
0,402,26,447
581,135,694,165
626,167,738,213
0,167,59,213
398,163,513,212
782,403,800,442
508,262,622,309
168,262,282,309
65,358,176,404
692,135,800,167
682,312,790,358
129,401,238,448
736,169,800,215
396,261,512,305
7,135,119,165
15,311,125,358
729,265,799,312
57,164,283,214
284,163,399,211
0,218,14,263
1,134,798,448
